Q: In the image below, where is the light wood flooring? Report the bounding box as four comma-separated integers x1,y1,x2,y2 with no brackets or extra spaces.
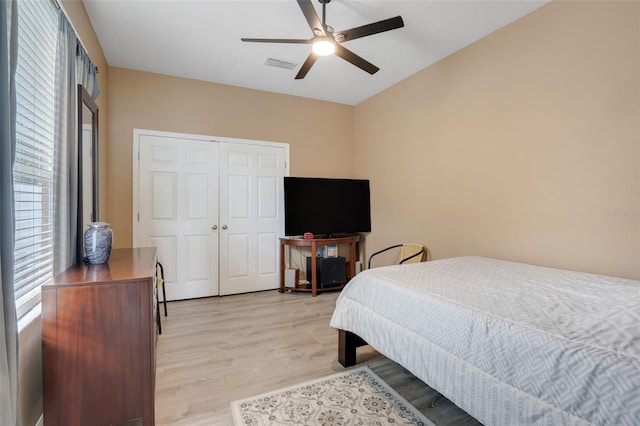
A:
154,289,482,425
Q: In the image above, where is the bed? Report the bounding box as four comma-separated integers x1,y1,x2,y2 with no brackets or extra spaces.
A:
329,256,640,426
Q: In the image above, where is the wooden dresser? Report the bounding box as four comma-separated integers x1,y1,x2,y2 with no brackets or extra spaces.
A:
42,247,158,426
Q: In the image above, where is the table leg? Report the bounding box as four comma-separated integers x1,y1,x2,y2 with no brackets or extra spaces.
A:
279,242,285,293
311,240,317,297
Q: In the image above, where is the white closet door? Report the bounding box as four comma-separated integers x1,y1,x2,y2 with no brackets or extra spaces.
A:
136,133,220,300
218,142,285,295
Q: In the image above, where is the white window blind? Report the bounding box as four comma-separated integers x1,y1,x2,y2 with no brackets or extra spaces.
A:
13,0,59,320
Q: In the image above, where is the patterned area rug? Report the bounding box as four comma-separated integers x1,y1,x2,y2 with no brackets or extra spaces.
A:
230,365,436,425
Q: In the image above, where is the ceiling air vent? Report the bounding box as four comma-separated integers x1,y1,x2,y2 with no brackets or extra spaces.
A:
264,58,297,70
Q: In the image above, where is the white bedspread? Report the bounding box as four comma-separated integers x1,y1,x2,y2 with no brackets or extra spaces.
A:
330,256,640,426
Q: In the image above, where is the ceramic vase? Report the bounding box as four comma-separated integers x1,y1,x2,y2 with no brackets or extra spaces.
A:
84,222,113,264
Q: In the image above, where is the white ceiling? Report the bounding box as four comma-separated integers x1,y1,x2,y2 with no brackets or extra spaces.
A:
82,0,549,105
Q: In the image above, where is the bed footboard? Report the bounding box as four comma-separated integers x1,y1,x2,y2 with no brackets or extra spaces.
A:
338,329,368,367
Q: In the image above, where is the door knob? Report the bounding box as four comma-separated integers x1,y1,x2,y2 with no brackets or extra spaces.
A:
211,225,217,230
222,224,228,230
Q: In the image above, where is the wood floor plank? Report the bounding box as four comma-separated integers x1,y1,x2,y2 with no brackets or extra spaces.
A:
154,290,481,425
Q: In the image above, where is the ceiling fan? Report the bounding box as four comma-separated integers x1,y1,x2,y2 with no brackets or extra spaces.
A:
241,0,404,80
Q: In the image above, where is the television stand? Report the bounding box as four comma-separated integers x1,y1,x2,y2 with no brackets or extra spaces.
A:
279,234,361,296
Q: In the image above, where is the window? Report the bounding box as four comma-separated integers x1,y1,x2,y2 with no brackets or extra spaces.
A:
13,0,58,320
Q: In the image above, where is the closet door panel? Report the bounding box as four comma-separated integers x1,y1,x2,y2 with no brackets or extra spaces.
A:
137,133,219,299
219,142,285,295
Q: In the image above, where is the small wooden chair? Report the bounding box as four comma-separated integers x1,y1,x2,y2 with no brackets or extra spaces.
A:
156,261,168,334
367,243,426,269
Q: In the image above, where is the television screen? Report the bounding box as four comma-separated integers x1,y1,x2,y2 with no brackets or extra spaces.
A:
284,177,371,237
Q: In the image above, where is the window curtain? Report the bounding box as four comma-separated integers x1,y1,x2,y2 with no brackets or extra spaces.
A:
0,0,20,424
53,15,100,274
53,16,79,274
76,46,99,100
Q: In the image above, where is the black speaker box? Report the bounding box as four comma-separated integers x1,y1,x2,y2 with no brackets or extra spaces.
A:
306,256,347,288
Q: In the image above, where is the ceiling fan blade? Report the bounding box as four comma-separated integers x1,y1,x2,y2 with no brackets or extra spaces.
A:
241,37,311,44
297,0,325,36
334,44,379,75
336,16,404,42
295,53,319,79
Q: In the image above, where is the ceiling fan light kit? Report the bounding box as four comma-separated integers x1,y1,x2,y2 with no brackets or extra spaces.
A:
312,37,335,56
241,0,404,79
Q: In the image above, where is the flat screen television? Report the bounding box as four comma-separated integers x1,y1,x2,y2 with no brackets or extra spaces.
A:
284,177,371,237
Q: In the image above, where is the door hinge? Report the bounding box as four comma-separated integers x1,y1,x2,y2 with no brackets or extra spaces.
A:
138,150,140,160
137,212,140,221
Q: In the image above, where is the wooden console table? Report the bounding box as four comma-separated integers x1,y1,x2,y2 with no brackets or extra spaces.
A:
42,247,158,426
279,235,361,296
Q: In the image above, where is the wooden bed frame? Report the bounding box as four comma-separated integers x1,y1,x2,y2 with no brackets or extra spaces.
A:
338,329,368,367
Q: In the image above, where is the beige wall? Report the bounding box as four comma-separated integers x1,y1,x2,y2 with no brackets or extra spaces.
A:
106,68,354,247
355,0,639,279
